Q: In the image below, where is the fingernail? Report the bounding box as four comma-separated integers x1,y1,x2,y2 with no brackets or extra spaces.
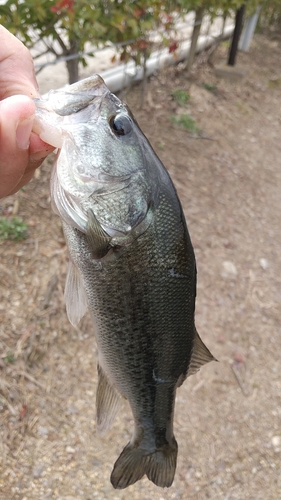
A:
16,116,34,150
30,149,52,163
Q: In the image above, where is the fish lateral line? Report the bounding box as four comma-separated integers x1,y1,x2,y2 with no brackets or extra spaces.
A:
169,267,187,279
152,370,174,385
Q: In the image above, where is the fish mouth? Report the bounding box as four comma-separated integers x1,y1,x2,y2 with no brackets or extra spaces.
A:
74,171,132,189
64,74,106,94
33,75,109,147
39,75,108,117
34,75,107,111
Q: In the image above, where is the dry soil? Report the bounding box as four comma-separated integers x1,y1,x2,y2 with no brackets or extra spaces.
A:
0,34,280,500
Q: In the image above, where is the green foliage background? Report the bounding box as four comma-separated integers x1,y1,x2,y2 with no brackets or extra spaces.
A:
0,0,279,81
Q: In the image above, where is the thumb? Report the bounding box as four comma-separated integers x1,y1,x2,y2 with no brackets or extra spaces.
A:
0,95,35,197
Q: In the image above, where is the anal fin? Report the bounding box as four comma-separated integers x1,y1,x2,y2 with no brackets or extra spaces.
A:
186,328,217,378
96,364,122,435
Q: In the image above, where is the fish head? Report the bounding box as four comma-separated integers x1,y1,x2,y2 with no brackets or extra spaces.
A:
34,75,160,235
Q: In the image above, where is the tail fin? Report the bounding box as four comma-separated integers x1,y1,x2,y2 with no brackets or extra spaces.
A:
110,440,178,489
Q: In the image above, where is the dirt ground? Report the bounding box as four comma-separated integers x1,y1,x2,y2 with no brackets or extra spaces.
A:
0,34,280,500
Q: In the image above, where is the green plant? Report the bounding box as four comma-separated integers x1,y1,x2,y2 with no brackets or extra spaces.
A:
203,82,217,93
170,114,200,134
0,217,28,241
0,0,177,84
3,351,16,364
172,89,190,106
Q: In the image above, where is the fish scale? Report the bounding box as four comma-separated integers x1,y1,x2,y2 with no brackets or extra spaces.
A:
34,75,215,489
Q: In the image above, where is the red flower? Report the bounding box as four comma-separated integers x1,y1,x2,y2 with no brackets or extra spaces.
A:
137,39,147,51
51,0,74,14
169,41,178,54
133,8,145,19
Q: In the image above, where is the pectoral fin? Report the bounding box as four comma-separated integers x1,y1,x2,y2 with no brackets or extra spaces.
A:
87,202,154,259
87,209,112,259
96,364,122,435
186,329,217,378
64,260,88,326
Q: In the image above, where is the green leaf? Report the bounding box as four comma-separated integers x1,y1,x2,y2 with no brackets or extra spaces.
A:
0,217,28,241
170,114,200,134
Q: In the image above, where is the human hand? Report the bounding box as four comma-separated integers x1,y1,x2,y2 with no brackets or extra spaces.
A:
0,25,54,198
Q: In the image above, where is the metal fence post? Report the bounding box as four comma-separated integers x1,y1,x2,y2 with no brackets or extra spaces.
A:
239,6,262,52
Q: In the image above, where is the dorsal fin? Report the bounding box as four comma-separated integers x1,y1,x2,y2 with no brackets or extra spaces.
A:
186,329,217,378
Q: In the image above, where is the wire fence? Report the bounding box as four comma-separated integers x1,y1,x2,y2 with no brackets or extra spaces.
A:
33,13,234,94
33,13,228,72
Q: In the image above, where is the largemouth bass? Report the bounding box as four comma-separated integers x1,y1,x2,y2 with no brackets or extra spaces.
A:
34,75,215,489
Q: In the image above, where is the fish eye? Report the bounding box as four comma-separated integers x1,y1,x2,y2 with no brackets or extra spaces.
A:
109,114,132,136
